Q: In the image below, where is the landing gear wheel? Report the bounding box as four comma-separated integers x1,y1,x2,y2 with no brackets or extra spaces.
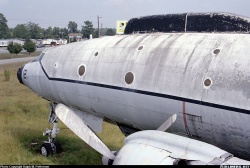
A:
40,143,53,157
53,140,62,154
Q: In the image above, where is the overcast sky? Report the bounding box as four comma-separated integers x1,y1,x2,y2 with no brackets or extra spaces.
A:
1,0,250,29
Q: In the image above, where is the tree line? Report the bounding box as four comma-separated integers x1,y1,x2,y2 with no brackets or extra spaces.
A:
0,13,116,40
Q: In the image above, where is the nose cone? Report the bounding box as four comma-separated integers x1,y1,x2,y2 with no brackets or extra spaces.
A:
17,65,24,84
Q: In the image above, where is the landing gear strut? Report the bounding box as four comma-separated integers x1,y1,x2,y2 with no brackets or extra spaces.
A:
40,102,62,156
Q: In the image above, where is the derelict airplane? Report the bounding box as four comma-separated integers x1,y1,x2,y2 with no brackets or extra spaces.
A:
17,12,250,165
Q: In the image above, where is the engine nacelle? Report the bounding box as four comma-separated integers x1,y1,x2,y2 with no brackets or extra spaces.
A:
107,130,250,165
102,151,118,165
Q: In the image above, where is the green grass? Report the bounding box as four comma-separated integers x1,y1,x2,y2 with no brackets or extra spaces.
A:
0,51,42,60
0,62,125,165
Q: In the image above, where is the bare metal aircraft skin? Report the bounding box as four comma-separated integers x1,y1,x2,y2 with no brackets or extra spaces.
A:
17,13,250,165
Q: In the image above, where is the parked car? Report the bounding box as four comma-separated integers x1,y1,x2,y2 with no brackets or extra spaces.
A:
36,43,45,48
50,42,57,46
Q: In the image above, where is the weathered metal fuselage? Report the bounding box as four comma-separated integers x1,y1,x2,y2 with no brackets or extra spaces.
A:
19,32,250,159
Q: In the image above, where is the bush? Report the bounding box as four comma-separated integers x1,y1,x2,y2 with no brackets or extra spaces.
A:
7,42,15,54
14,43,22,55
23,39,36,55
7,42,22,55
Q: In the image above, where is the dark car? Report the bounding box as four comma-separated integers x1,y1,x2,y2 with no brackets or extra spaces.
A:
36,43,45,48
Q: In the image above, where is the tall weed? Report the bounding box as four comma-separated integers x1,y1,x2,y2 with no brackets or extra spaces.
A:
4,69,10,81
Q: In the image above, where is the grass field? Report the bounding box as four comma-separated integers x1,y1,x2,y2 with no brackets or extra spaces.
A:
0,62,125,165
0,51,42,60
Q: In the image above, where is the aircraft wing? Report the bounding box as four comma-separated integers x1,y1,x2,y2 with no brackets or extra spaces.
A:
55,103,250,165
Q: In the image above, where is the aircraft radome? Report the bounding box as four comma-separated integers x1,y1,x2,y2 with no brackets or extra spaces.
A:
17,12,250,165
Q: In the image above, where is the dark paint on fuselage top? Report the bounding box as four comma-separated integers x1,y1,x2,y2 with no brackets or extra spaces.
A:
124,13,250,34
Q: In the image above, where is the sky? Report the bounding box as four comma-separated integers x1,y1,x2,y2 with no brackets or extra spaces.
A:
1,0,250,29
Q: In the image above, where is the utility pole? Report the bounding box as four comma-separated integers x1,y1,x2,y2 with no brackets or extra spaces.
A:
101,23,103,36
97,15,102,38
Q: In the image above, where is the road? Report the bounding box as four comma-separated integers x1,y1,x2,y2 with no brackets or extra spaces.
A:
0,47,44,65
0,56,38,65
0,47,45,54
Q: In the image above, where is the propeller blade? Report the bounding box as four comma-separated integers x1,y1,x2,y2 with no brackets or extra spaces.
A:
157,114,177,132
55,103,115,160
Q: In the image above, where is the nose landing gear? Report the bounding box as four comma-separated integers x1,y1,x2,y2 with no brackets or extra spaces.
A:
40,102,62,156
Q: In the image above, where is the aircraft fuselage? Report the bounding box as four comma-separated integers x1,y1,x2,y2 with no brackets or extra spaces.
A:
18,32,250,159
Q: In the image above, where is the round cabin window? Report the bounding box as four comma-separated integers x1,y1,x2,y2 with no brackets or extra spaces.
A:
125,72,134,84
204,78,212,87
213,49,220,55
78,65,86,76
138,46,143,51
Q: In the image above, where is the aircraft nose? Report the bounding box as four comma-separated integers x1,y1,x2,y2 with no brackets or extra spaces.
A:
17,65,24,84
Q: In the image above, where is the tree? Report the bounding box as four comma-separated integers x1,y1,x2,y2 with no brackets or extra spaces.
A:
68,21,78,34
53,27,60,39
23,39,36,55
9,28,13,38
7,42,22,56
44,27,53,39
40,28,46,39
25,22,43,39
81,21,94,39
105,28,116,36
59,28,68,39
0,13,11,39
93,29,99,38
13,24,29,39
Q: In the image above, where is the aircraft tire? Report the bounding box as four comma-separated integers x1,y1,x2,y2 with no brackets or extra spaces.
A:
54,141,62,154
40,143,53,156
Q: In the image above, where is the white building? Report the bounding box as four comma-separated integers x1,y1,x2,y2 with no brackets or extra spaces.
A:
56,39,67,45
42,39,67,45
0,39,25,47
12,39,25,46
68,33,83,42
42,39,56,45
0,40,9,47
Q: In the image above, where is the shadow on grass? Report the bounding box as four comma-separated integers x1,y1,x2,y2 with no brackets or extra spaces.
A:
13,127,104,165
